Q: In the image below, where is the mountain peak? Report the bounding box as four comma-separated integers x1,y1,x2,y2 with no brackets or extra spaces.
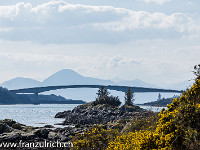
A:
42,69,84,85
54,69,82,77
10,77,34,81
1,77,41,90
42,69,114,86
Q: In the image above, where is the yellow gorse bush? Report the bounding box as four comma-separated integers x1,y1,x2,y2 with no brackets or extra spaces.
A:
107,79,200,150
71,125,119,150
107,130,159,150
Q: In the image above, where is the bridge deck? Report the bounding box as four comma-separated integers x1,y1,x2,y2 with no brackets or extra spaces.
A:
9,85,183,94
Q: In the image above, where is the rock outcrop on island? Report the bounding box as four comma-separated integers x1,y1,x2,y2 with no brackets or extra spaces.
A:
55,102,148,126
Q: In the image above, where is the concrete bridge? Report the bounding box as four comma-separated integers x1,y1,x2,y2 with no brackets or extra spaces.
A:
9,85,183,94
9,85,183,103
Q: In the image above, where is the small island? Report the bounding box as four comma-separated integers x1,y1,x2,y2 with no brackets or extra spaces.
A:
55,87,147,127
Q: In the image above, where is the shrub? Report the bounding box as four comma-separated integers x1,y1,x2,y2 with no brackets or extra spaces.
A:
71,125,119,150
94,86,121,107
107,130,159,150
123,111,159,133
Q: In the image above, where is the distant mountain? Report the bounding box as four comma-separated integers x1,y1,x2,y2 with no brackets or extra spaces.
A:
111,77,123,83
115,79,158,88
165,80,194,91
42,69,114,86
1,70,158,90
1,77,41,90
0,69,163,103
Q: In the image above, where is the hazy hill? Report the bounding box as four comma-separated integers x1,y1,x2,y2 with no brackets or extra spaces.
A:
0,69,185,103
41,69,115,102
42,69,114,86
115,79,158,88
0,69,115,103
166,80,194,91
1,77,41,90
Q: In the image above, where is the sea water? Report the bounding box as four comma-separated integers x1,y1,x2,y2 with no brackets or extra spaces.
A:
0,104,79,127
0,104,166,127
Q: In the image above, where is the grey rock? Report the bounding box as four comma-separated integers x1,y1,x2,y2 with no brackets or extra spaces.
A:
0,119,16,127
56,103,146,126
12,123,22,130
0,123,12,134
55,110,71,118
34,129,49,139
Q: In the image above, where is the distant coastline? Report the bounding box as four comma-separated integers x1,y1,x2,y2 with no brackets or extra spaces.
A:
0,101,86,105
137,97,174,107
0,86,86,105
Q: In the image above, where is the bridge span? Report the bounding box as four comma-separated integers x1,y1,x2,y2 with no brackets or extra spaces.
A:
9,85,183,94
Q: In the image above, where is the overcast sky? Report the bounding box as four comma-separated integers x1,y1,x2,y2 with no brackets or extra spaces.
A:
0,0,199,86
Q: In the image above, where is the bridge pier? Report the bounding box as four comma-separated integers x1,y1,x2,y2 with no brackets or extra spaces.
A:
33,92,40,104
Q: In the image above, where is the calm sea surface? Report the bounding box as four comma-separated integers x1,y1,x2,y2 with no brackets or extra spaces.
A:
0,104,166,127
0,104,79,127
139,105,167,112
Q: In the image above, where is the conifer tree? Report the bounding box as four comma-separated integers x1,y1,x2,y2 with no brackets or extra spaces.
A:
94,86,121,106
124,87,135,106
96,86,109,99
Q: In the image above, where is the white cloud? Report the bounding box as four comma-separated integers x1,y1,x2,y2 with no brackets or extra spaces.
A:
0,35,198,83
142,0,172,5
107,56,140,68
0,2,32,18
0,1,199,43
0,27,12,32
0,1,199,87
95,12,200,34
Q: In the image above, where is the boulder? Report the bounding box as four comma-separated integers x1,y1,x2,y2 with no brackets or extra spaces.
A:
0,123,12,133
44,125,55,128
34,129,49,139
0,119,16,127
12,123,22,130
55,110,71,118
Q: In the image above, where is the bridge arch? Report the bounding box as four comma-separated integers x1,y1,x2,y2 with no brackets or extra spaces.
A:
9,85,183,94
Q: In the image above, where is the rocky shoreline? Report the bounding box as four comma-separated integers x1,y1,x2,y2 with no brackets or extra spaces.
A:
0,103,151,149
0,119,85,150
